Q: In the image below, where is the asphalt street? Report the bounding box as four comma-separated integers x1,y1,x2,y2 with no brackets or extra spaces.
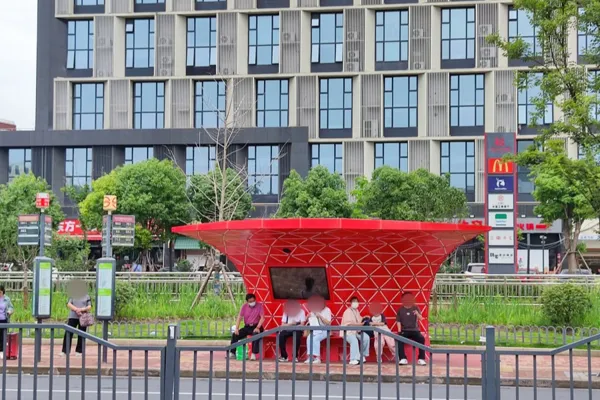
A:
0,375,598,400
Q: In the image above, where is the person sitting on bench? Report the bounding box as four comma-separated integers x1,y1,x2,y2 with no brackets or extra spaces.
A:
278,299,306,362
229,293,265,361
396,292,427,366
304,294,332,364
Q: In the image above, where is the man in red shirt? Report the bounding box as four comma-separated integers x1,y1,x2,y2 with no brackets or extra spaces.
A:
229,293,265,360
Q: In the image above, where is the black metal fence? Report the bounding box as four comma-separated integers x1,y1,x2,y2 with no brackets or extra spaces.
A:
0,323,597,400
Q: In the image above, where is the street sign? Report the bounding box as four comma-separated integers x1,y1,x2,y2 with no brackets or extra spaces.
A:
101,215,109,248
44,215,52,247
112,215,135,247
32,257,53,319
35,193,50,209
95,258,116,320
18,215,40,246
103,195,117,212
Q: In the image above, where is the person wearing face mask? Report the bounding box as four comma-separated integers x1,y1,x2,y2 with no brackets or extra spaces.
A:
341,296,370,365
229,293,265,361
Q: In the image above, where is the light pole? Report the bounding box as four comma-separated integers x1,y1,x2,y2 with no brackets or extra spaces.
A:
540,235,548,273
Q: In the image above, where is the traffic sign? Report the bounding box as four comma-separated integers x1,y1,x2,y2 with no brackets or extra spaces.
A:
103,195,117,212
35,193,50,209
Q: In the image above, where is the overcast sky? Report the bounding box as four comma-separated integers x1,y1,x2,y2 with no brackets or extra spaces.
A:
0,1,37,130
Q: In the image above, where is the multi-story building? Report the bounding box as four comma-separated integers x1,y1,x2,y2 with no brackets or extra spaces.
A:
2,0,591,268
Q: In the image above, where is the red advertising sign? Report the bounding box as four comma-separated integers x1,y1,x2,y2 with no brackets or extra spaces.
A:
488,158,514,174
57,219,102,241
35,193,50,209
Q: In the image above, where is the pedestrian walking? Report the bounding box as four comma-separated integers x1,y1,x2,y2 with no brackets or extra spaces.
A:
0,285,14,360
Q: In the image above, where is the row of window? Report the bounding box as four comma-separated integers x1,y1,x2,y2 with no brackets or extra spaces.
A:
71,73,558,131
67,9,596,73
6,141,541,197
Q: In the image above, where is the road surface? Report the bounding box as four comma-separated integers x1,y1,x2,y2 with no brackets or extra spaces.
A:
0,375,597,400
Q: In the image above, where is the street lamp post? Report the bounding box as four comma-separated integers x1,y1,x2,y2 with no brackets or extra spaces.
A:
540,235,548,273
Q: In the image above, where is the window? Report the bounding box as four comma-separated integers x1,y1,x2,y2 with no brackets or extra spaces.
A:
320,78,352,133
450,74,484,129
509,8,541,58
375,11,409,65
134,0,165,11
186,146,216,176
187,17,217,71
578,8,596,59
441,8,475,63
375,142,408,171
195,81,225,128
517,140,535,197
134,82,165,129
74,0,104,12
257,80,289,128
73,83,104,130
518,73,553,126
126,19,155,70
8,149,31,182
125,147,154,165
578,145,600,163
248,145,279,196
384,76,418,132
67,20,94,70
440,141,475,202
249,15,280,70
195,0,226,10
589,70,600,121
311,14,344,65
76,0,104,4
311,143,343,174
65,148,93,187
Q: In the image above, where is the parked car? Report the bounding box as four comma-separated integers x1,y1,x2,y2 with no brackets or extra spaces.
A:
463,263,486,281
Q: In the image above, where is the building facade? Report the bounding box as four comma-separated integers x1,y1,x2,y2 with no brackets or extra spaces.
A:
0,0,589,259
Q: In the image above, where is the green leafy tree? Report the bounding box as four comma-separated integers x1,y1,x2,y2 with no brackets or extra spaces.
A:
0,174,65,306
353,167,468,222
188,168,252,223
487,0,600,147
78,159,190,269
277,166,354,218
514,140,600,272
47,234,91,272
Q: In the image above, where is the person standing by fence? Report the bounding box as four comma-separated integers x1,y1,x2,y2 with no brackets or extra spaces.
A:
61,280,92,356
229,293,265,361
0,285,14,360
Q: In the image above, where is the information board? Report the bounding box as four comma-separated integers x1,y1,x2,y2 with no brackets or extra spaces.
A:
18,215,40,246
112,215,135,247
32,257,53,319
95,258,116,320
44,215,52,247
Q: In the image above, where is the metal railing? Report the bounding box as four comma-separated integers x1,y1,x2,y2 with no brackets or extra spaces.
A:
0,323,597,399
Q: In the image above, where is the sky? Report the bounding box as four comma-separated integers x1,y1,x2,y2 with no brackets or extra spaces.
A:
0,1,37,130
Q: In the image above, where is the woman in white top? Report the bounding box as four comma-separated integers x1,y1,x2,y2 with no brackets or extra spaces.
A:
278,299,306,362
304,295,332,364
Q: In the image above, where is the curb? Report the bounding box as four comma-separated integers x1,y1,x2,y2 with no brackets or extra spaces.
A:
3,366,599,389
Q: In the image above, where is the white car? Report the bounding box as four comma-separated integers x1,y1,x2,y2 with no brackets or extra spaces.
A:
463,263,486,281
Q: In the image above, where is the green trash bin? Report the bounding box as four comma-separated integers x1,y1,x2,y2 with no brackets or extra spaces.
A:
236,345,246,361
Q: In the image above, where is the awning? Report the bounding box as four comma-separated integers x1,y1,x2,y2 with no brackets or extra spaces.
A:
174,236,205,250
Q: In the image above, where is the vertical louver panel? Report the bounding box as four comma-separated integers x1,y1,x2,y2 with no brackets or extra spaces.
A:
475,138,485,203
344,141,364,196
344,9,365,73
156,14,176,77
494,70,517,133
409,141,430,171
232,78,253,128
55,0,73,15
280,11,301,74
362,0,381,5
95,16,114,78
477,3,498,68
235,0,256,9
173,0,194,11
110,0,132,13
427,73,449,137
409,6,431,71
171,79,192,129
109,80,130,129
297,76,317,139
298,0,318,6
361,74,382,139
217,13,238,76
54,81,69,131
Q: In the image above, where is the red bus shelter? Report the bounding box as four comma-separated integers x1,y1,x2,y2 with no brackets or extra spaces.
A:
173,218,488,360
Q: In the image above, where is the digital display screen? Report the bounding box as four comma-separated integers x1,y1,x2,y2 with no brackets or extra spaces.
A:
269,267,330,300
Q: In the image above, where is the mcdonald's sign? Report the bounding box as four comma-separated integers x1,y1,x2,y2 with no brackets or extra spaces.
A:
488,158,514,174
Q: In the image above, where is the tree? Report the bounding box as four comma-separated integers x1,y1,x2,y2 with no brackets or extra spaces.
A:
46,234,91,272
353,167,468,222
0,174,65,306
277,166,354,218
78,159,190,269
488,0,600,147
515,140,600,272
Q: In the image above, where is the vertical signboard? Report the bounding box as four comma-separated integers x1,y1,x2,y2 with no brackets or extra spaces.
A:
112,215,136,247
32,257,53,319
44,215,52,247
95,258,116,320
18,215,40,246
485,132,518,274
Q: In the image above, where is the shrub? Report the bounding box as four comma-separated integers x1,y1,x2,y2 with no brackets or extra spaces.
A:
541,284,592,326
115,281,136,319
